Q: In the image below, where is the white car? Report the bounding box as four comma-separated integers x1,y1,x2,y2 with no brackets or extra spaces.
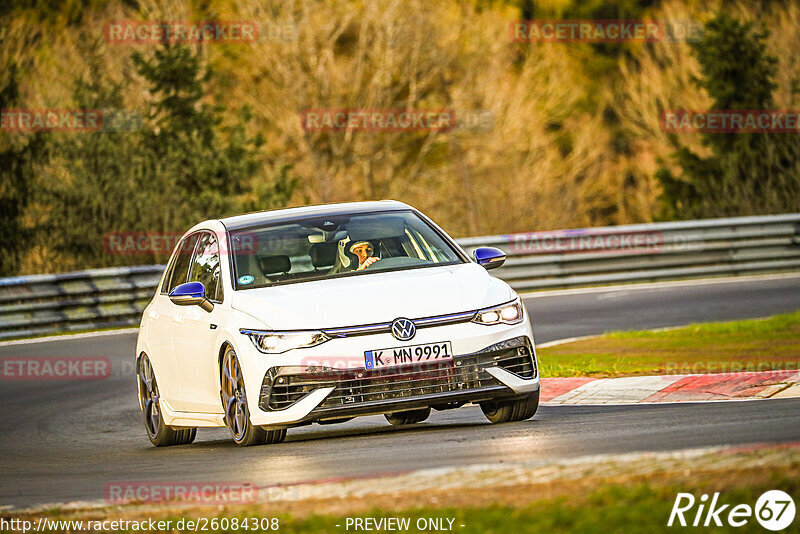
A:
136,201,539,446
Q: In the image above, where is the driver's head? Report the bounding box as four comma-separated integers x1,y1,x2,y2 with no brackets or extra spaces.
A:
349,241,373,265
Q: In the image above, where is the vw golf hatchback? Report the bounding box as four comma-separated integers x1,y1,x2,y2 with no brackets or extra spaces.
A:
136,201,539,446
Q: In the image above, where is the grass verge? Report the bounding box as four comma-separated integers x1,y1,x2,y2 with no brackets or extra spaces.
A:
537,310,800,378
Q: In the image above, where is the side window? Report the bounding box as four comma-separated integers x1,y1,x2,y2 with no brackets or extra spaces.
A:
189,232,223,302
163,234,200,294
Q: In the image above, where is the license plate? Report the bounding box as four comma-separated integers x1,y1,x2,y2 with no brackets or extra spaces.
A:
364,341,453,370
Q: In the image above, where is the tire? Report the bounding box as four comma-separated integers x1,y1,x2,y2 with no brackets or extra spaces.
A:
221,346,287,446
137,355,197,447
480,390,539,424
385,407,431,425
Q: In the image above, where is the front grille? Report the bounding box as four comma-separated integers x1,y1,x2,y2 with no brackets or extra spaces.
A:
259,337,536,412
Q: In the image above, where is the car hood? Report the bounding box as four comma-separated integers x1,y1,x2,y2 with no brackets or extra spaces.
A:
231,263,515,330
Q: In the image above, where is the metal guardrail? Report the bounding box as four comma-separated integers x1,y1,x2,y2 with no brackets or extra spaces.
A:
1,214,798,340
0,266,165,340
458,213,800,292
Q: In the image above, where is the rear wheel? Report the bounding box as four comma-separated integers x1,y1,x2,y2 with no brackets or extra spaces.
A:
221,346,286,446
137,355,197,447
385,407,431,425
480,390,539,424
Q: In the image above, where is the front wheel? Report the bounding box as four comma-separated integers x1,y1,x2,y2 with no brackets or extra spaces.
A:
137,354,196,447
480,390,539,424
221,346,286,446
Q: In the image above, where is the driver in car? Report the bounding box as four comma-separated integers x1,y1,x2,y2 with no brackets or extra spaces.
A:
350,241,380,270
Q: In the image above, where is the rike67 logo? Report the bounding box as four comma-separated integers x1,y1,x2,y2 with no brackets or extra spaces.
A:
669,490,795,531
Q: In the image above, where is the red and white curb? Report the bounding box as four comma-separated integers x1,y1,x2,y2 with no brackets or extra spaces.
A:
540,370,800,404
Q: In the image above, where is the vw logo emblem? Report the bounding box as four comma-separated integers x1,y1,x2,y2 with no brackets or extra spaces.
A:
391,318,416,341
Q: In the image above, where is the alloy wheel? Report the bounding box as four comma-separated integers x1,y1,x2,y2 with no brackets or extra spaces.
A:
137,355,160,438
222,349,248,442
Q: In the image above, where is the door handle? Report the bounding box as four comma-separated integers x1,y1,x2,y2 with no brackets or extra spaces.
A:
173,314,184,324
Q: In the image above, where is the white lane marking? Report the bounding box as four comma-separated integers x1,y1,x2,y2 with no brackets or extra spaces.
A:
0,328,138,347
519,272,800,299
536,335,600,348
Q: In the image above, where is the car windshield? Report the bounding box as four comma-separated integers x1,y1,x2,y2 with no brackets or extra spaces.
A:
229,210,465,289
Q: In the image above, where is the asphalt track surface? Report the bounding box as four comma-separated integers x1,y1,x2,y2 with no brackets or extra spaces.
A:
1,274,799,509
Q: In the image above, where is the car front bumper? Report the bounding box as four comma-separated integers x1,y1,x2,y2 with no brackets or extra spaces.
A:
243,317,539,427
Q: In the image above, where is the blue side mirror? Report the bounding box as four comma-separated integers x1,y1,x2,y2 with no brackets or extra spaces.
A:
169,281,213,312
473,247,506,270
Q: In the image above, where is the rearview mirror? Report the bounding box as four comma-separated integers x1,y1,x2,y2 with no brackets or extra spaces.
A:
169,281,214,312
473,247,506,270
347,215,406,241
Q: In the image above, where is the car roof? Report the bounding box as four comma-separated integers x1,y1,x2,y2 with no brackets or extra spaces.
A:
218,200,413,230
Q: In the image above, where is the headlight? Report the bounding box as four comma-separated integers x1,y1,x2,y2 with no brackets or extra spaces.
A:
472,298,524,325
241,330,331,354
